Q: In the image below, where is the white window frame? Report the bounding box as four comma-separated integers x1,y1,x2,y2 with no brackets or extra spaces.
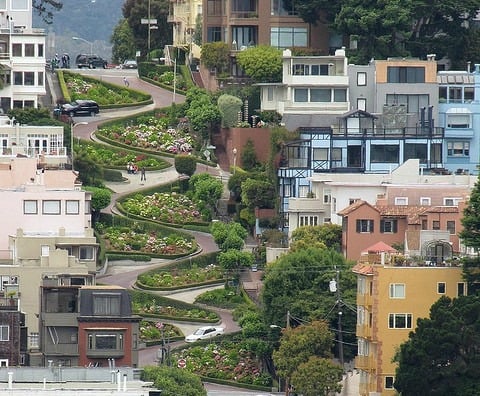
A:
29,332,39,348
385,376,395,389
388,313,413,329
12,0,28,10
420,197,431,206
437,282,446,294
357,97,367,111
444,197,461,206
0,325,9,341
395,197,408,205
298,185,310,198
357,72,367,86
79,246,95,261
389,283,405,299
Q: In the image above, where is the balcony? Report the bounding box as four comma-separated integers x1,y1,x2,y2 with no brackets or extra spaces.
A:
356,323,372,339
288,197,324,212
355,354,375,370
357,293,373,307
0,297,18,311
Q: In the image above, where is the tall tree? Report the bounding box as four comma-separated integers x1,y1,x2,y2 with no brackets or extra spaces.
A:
290,224,343,253
460,177,480,251
394,296,480,396
291,356,343,396
33,0,63,23
261,248,357,360
110,19,136,64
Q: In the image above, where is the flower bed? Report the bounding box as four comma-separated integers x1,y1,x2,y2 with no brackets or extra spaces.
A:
130,291,220,323
139,320,183,343
174,342,272,387
101,226,195,254
97,116,194,154
195,287,245,309
121,192,204,224
63,72,149,105
79,142,168,169
138,264,224,288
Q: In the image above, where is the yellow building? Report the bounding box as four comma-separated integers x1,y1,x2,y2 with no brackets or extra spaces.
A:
168,0,202,58
353,253,465,395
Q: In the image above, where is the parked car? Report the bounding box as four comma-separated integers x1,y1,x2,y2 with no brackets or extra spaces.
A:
121,60,138,69
75,54,107,69
185,326,224,343
56,100,100,117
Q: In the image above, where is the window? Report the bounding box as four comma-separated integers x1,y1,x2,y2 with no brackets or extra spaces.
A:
0,0,6,9
447,141,469,157
357,98,366,111
207,27,222,42
12,44,22,57
381,219,398,233
270,27,307,48
310,88,330,102
331,148,342,161
370,145,399,163
38,43,44,57
13,72,23,85
38,71,44,86
446,221,456,234
420,197,431,206
29,332,39,348
356,219,374,233
444,197,461,206
357,72,367,86
388,313,412,329
88,333,124,351
395,197,408,205
404,143,427,162
43,200,60,214
293,64,309,75
0,325,9,341
386,94,429,114
24,200,38,214
385,377,394,390
458,282,465,296
85,200,91,214
334,89,347,102
357,277,366,294
79,246,94,260
93,293,121,315
267,87,273,101
311,64,329,75
300,216,318,227
387,66,425,83
432,221,440,230
66,200,80,214
294,88,308,102
313,148,328,161
447,114,471,128
207,0,223,15
323,190,331,204
24,72,34,86
438,282,446,294
12,0,28,10
298,185,309,198
389,283,405,299
24,44,34,57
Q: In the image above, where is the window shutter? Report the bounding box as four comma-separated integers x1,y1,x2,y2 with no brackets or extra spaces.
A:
380,220,385,233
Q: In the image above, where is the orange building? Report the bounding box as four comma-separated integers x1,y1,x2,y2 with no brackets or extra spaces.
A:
353,254,465,395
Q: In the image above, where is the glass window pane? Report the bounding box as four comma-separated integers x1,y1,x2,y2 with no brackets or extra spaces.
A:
310,89,330,102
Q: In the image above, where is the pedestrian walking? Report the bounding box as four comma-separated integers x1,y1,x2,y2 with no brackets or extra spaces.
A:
123,77,129,87
140,167,146,181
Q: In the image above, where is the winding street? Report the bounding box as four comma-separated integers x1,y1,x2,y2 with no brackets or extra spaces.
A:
68,68,241,367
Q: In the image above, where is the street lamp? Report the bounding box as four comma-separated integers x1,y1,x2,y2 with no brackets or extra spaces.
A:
72,36,93,54
232,148,237,174
71,122,88,171
160,57,177,103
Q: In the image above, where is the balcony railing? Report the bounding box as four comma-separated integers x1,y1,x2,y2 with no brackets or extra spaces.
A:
0,297,19,310
332,126,444,138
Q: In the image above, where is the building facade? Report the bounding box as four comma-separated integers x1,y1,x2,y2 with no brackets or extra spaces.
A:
0,0,46,110
353,256,465,395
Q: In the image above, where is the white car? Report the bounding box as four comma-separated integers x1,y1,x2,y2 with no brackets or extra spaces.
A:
185,326,224,343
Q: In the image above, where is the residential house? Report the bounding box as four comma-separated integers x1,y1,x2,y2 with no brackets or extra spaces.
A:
353,254,465,395
338,187,468,261
437,66,480,175
168,0,202,59
41,282,141,368
0,0,46,110
0,157,98,365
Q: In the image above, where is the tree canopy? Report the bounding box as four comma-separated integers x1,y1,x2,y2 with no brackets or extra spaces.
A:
142,365,206,396
236,45,283,83
290,224,342,252
394,296,480,396
261,248,357,360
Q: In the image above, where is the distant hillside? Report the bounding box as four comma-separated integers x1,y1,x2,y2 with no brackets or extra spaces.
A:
33,0,125,61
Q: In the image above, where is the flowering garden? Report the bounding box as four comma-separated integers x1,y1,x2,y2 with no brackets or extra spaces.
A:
139,321,183,343
101,226,195,255
97,116,194,154
121,192,204,224
174,342,272,387
137,264,224,288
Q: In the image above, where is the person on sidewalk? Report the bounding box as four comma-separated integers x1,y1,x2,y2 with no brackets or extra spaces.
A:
123,76,129,87
140,167,146,181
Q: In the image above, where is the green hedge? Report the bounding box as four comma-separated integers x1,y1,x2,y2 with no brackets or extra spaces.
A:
106,253,151,262
136,278,225,292
102,168,124,182
129,289,220,323
139,251,219,277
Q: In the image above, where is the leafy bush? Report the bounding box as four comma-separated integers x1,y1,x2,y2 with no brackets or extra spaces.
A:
195,287,244,309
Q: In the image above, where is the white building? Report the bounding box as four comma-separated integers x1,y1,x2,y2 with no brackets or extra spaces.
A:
0,0,46,110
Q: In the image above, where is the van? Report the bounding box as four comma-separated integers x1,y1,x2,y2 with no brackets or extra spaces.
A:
75,54,107,69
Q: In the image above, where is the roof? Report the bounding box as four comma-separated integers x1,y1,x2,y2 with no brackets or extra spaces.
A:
362,241,398,254
352,263,374,275
337,200,374,216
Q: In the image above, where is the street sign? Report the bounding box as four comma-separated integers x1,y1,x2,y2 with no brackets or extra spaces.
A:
141,18,157,24
177,358,186,368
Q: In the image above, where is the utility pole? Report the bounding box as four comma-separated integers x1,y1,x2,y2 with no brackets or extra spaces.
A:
336,268,344,370
285,310,291,396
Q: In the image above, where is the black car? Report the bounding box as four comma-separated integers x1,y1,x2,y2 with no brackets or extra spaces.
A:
121,60,138,69
75,54,107,69
57,100,100,117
